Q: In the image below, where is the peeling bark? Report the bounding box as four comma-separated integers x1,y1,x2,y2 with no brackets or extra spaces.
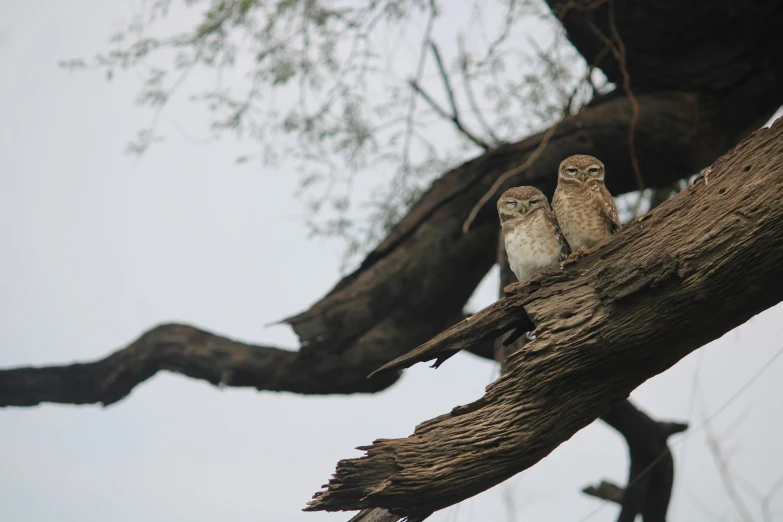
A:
305,117,783,518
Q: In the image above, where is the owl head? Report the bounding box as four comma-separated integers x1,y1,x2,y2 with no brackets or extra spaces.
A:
497,186,550,223
558,154,605,185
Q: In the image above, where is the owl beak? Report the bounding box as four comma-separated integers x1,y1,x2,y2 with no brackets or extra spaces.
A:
519,202,528,214
579,172,588,183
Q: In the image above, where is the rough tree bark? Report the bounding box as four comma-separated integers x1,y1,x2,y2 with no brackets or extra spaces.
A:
496,222,688,522
305,115,783,519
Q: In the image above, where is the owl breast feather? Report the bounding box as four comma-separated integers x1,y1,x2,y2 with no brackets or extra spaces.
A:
504,212,564,283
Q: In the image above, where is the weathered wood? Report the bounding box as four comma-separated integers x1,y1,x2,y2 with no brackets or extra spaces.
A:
305,117,783,518
346,508,431,522
493,188,687,522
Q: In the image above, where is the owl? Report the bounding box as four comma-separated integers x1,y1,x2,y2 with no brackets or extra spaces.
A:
552,155,620,254
498,186,571,283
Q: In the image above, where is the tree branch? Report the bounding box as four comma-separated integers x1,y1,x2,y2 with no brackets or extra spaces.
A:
0,324,389,407
305,116,783,518
583,480,624,505
408,78,490,151
494,183,688,522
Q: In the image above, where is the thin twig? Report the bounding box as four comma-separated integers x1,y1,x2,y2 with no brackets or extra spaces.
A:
670,349,705,521
476,0,518,68
462,123,559,234
526,36,574,118
402,0,438,174
762,472,783,522
607,4,643,192
556,0,611,20
701,394,755,522
427,40,491,149
579,43,611,105
586,5,644,192
457,36,500,144
129,50,201,156
429,41,460,128
409,80,490,150
577,342,783,521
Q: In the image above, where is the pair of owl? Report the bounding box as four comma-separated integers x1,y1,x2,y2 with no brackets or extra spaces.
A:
498,154,621,283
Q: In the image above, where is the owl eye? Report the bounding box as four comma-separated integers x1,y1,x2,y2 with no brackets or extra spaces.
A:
528,197,540,205
588,166,601,174
505,200,517,209
565,167,578,175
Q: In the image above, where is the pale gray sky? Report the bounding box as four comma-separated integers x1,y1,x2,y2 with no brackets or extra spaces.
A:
2,2,783,522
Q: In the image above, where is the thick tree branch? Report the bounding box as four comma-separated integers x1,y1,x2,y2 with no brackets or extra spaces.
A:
0,324,371,407
494,191,687,522
0,320,496,408
305,117,783,517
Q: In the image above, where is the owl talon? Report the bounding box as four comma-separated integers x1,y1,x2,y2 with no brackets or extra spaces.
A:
568,248,589,259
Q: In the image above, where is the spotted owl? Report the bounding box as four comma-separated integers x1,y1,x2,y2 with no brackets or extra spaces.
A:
552,154,620,253
498,186,571,282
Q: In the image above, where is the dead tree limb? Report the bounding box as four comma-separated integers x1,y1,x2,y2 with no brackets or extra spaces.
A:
305,117,783,518
494,183,688,522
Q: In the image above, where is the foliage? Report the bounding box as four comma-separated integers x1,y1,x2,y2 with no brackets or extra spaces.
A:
61,0,611,267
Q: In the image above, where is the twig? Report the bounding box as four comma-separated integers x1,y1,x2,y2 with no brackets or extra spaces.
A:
129,50,201,155
401,0,438,174
702,396,754,522
578,43,611,105
670,349,705,520
586,4,644,192
555,0,612,20
476,0,518,67
408,80,490,150
762,473,783,522
429,41,460,129
457,36,500,144
577,342,783,521
462,123,558,234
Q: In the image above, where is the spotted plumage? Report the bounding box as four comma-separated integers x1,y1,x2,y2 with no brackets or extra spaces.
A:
552,154,620,253
497,186,571,283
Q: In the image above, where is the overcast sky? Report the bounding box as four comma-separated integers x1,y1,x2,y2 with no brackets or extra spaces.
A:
2,2,783,522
